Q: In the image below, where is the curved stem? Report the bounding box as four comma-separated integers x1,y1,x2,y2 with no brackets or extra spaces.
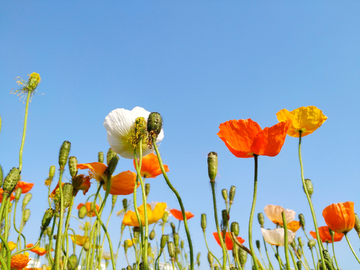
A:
282,212,291,270
202,230,222,267
345,233,360,263
54,169,64,270
19,90,31,172
330,234,340,270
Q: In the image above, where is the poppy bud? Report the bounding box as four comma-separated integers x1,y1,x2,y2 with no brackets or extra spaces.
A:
290,240,296,249
221,209,228,229
232,243,238,258
133,263,136,270
0,164,3,187
181,240,184,249
98,151,104,163
162,211,169,223
49,165,56,179
307,239,316,249
207,152,218,182
221,189,228,201
106,155,119,177
147,112,163,138
173,233,179,247
67,254,78,270
127,265,132,270
121,223,125,232
207,252,214,266
303,178,313,196
229,186,236,203
322,250,331,262
41,208,55,230
257,212,265,227
145,183,150,196
149,230,155,240
256,240,260,250
124,239,129,254
106,148,117,166
298,237,303,247
59,141,71,169
298,214,305,228
239,247,248,266
214,266,220,270
229,223,238,237
78,205,87,219
112,195,117,207
63,183,74,208
161,234,168,249
23,208,31,222
122,198,128,211
22,193,32,206
201,213,207,231
170,222,176,235
196,252,201,264
68,156,78,178
354,214,360,235
3,167,20,194
83,241,90,251
45,227,52,238
296,261,302,270
297,248,303,257
15,188,22,201
167,241,175,258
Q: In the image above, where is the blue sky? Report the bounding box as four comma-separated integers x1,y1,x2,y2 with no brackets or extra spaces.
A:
1,1,359,269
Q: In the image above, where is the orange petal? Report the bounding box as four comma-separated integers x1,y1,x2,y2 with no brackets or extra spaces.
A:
170,209,194,221
16,181,34,194
287,221,301,232
134,153,170,178
213,232,245,250
322,201,355,234
103,171,138,195
310,226,344,243
77,162,107,181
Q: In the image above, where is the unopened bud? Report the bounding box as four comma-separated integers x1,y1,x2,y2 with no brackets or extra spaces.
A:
41,208,55,230
83,241,90,251
0,165,3,187
150,230,155,240
173,233,179,247
15,188,22,201
45,227,52,237
78,205,87,219
67,254,78,270
23,208,31,222
222,189,228,201
290,240,296,249
3,167,20,194
214,266,220,270
231,222,239,236
122,199,128,211
124,240,129,254
98,152,104,163
298,214,305,228
201,213,207,231
162,211,169,223
127,265,132,270
22,193,32,206
121,223,125,232
181,240,184,249
229,186,236,203
59,141,71,169
207,252,214,265
207,152,218,181
298,248,303,257
147,112,163,138
170,222,176,235
256,240,260,250
296,261,302,270
196,252,201,264
322,250,331,261
303,179,313,196
68,156,78,177
145,183,150,196
354,214,360,235
112,195,117,207
106,148,117,166
106,156,119,177
239,247,248,266
298,237,303,247
257,212,265,227
308,239,316,248
49,165,56,179
221,209,228,229
63,183,74,208
167,241,175,258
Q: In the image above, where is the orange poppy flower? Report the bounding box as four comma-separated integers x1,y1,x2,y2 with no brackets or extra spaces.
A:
10,254,31,270
310,226,344,243
72,174,91,196
322,201,355,234
49,183,65,199
0,188,16,203
122,203,167,227
77,162,139,195
15,181,34,194
133,153,170,178
170,209,194,221
77,202,100,217
287,221,301,233
213,232,245,250
26,243,47,256
217,119,289,158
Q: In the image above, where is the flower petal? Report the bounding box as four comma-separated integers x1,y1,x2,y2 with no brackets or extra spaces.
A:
103,171,138,195
264,205,295,225
261,228,295,246
322,201,355,234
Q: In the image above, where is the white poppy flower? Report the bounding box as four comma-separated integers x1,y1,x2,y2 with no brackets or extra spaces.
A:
264,205,295,225
261,228,296,246
104,107,164,159
102,251,117,260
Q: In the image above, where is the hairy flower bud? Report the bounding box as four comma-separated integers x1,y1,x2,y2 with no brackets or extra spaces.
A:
147,112,163,139
23,209,31,222
106,148,117,166
22,193,32,206
83,241,90,251
322,250,331,262
150,230,155,240
303,178,313,196
221,209,229,229
201,213,207,231
307,239,316,249
257,212,265,227
239,247,248,266
296,261,302,270
207,252,214,266
78,205,87,219
160,234,169,249
170,222,176,235
127,265,132,270
145,183,150,197
229,185,236,203
222,189,228,202
256,240,260,250
162,211,169,223
231,222,239,236
98,151,104,163
298,214,305,228
124,239,129,254
207,152,218,181
49,165,56,179
67,254,78,270
68,156,78,178
63,183,74,208
59,141,71,169
3,167,20,194
122,198,128,211
214,266,220,270
106,156,119,177
167,241,176,258
15,188,22,201
112,195,117,207
298,237,303,247
41,208,55,230
290,240,296,249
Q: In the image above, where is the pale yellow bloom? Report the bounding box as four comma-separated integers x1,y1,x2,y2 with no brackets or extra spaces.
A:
261,228,296,246
264,205,295,225
70,235,88,246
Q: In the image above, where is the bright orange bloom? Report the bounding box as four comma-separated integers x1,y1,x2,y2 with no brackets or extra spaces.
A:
26,243,47,256
0,188,16,203
10,254,31,270
310,226,344,243
15,181,34,194
49,183,65,198
217,119,289,158
123,203,167,227
322,201,355,234
77,162,139,195
133,153,169,178
72,174,91,196
213,232,245,250
170,209,194,221
77,202,100,217
287,221,301,233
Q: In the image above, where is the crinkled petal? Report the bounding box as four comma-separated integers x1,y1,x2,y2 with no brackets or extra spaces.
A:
322,201,355,233
261,228,295,246
103,171,139,195
264,205,295,225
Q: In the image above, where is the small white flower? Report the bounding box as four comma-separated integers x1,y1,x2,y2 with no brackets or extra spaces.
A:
104,107,164,159
102,251,117,260
261,228,296,246
264,205,295,225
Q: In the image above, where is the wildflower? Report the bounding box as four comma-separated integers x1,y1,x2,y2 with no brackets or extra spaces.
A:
213,232,245,250
10,253,31,270
310,226,344,243
322,201,355,234
15,181,34,194
217,119,289,158
12,72,41,102
287,221,301,233
276,106,327,137
70,235,89,246
264,205,295,225
123,239,134,247
77,202,99,217
103,107,164,159
26,243,47,256
8,241,17,251
72,174,91,195
170,209,194,221
261,228,296,246
102,251,117,260
133,153,169,178
0,188,16,203
77,163,138,195
122,202,167,227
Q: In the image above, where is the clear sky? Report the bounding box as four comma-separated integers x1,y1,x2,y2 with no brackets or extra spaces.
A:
1,1,359,269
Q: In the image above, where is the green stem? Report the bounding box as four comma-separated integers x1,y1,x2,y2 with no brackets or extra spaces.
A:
54,169,65,270
289,248,299,270
263,237,274,270
202,230,222,267
282,212,291,270
330,233,340,270
61,196,75,269
345,233,360,263
310,248,316,270
0,234,11,270
19,90,31,172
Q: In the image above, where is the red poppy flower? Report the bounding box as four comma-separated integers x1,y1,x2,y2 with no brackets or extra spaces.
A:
322,201,355,234
15,181,34,194
213,232,245,250
310,226,344,243
170,209,194,221
217,119,289,158
26,243,47,256
77,202,100,217
133,153,170,178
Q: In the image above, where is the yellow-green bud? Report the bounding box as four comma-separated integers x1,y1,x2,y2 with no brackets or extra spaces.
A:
167,241,175,258
181,240,184,249
229,185,236,203
68,156,78,177
147,112,163,138
308,239,316,248
297,261,302,270
27,72,41,91
214,266,220,270
59,141,71,169
45,226,52,237
121,223,125,232
207,252,214,266
354,214,360,235
63,183,74,208
150,230,155,240
257,212,265,227
161,234,168,249
298,214,305,228
231,222,239,236
112,195,118,207
0,164,3,187
298,237,303,247
298,248,303,257
15,188,22,201
67,254,78,270
304,178,313,196
122,198,128,211
239,247,248,266
78,205,87,219
106,148,117,166
106,156,119,177
98,151,104,163
221,209,228,229
290,240,296,249
196,252,201,265
221,189,228,201
23,208,31,222
22,193,32,206
124,239,129,254
133,263,136,270
170,222,176,235
207,152,218,181
127,265,132,270
322,250,331,261
83,241,90,251
256,240,260,250
49,165,56,179
3,167,20,194
201,213,207,231
41,208,55,230
145,183,150,196
162,211,169,223
173,233,179,247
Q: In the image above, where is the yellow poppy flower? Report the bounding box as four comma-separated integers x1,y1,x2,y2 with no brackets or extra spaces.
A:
122,202,167,227
276,106,327,137
123,239,134,247
70,235,88,246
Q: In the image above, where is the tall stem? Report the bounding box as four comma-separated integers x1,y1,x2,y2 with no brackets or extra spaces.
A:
54,169,64,270
282,212,291,270
345,233,360,263
19,91,31,172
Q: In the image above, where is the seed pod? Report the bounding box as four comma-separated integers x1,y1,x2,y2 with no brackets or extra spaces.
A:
106,148,117,166
112,195,117,207
221,209,229,229
229,186,236,203
303,179,313,196
98,151,104,163
307,239,316,248
22,193,32,206
15,188,22,201
23,209,31,222
167,241,175,258
239,247,248,266
149,230,155,240
222,189,228,201
68,156,78,178
147,112,163,138
354,214,360,235
67,254,78,270
296,261,302,270
3,167,20,194
180,240,184,249
162,211,169,223
122,198,128,211
298,214,305,228
83,241,90,251
78,205,87,219
160,234,168,249
106,155,119,177
256,240,260,250
207,252,214,266
0,164,3,187
231,222,239,236
173,233,179,247
63,183,74,208
201,213,207,231
41,208,55,230
207,152,218,181
257,212,265,227
59,141,71,169
145,183,150,196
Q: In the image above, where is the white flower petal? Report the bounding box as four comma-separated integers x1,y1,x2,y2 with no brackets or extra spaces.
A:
261,228,296,246
264,205,295,224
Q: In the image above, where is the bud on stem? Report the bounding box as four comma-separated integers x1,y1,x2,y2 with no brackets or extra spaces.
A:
59,141,71,169
207,152,218,182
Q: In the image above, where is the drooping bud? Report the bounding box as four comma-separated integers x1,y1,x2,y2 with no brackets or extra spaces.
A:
15,188,22,201
124,240,129,254
298,214,305,228
127,265,132,270
59,141,71,169
256,240,260,250
162,211,169,223
67,254,78,270
112,195,118,207
68,156,78,178
307,239,316,249
354,214,360,235
167,241,176,258
160,234,168,249
149,230,155,240
322,250,331,262
3,167,20,194
23,209,31,222
207,252,214,266
229,186,236,203
303,179,314,196
22,193,32,206
41,208,55,230
78,205,87,219
105,156,119,177
296,261,302,270
221,209,229,229
207,152,218,181
106,148,117,166
83,241,90,251
173,233,179,247
231,222,239,236
98,151,104,163
147,112,163,139
145,183,150,196
201,213,207,231
170,222,176,235
257,212,265,227
222,189,228,202
122,198,128,211
239,247,248,266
